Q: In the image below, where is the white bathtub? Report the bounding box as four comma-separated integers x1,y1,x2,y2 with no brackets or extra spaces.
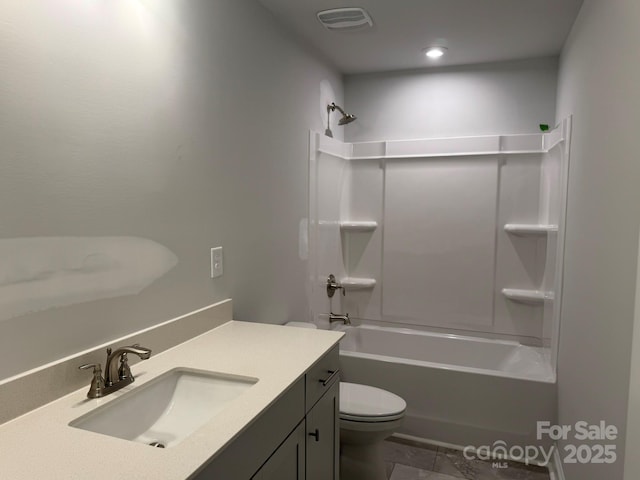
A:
338,325,556,448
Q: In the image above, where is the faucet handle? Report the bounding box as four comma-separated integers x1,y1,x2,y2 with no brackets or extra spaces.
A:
79,363,102,373
326,274,346,298
79,363,105,399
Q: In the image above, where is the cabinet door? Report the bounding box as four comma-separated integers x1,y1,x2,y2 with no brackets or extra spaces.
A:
306,379,339,480
252,421,306,480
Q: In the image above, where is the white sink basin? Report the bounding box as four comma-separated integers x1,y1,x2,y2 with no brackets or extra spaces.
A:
70,368,258,447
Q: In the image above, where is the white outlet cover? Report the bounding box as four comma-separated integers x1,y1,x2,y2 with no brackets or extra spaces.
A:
211,247,223,278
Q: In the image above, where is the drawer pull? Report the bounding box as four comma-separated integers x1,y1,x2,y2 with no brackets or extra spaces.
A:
309,429,320,442
319,369,339,386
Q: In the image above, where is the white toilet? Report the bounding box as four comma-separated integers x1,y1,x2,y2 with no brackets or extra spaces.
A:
284,322,406,480
340,382,406,480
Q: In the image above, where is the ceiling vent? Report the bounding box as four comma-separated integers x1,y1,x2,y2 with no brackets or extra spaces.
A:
317,8,373,30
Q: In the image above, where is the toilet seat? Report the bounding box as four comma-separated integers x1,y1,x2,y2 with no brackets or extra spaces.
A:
341,412,405,422
340,382,406,423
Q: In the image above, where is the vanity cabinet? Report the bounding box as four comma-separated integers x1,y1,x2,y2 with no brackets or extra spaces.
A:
306,379,339,480
252,422,306,480
193,345,340,480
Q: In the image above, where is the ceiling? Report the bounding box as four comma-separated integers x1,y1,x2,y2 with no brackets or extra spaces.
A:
257,0,584,74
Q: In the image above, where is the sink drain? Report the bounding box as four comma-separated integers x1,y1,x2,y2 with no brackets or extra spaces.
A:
148,441,166,448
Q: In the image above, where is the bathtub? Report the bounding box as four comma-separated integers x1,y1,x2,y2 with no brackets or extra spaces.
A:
338,325,556,448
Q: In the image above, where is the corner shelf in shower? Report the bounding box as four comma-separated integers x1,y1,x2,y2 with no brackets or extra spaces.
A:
502,288,554,305
504,224,558,236
339,221,378,233
340,277,376,290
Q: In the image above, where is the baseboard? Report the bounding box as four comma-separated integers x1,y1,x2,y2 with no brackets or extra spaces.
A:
391,432,463,451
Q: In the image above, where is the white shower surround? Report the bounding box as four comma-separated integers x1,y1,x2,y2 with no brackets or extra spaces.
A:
309,120,571,445
310,119,570,343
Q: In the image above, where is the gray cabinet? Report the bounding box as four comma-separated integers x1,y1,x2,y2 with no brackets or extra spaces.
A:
252,422,306,480
192,346,340,480
306,379,339,480
305,346,340,409
254,377,339,480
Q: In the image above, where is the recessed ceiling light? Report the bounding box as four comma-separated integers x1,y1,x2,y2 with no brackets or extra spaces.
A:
425,47,447,59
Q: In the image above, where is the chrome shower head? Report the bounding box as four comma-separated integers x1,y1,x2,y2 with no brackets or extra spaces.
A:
338,113,357,125
326,102,357,137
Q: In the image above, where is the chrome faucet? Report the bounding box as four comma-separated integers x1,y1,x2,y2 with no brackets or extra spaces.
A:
79,344,151,398
104,345,151,387
329,312,351,325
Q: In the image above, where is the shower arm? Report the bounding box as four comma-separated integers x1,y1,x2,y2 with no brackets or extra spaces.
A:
328,102,347,117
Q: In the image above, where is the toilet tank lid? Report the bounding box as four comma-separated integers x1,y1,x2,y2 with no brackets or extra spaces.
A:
340,382,406,417
284,321,318,329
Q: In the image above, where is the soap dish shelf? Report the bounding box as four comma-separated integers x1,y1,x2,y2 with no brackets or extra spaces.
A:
502,288,554,305
504,224,558,236
339,221,378,233
340,277,376,290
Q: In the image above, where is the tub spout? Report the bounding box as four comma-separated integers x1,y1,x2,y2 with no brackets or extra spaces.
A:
329,312,351,325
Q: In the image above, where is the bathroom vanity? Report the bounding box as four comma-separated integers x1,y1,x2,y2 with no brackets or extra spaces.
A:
0,321,343,480
196,345,340,479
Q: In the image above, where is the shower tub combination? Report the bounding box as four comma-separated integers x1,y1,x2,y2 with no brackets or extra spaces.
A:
338,324,556,448
309,123,571,450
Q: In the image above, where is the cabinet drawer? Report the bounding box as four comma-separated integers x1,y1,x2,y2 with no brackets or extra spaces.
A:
305,345,340,412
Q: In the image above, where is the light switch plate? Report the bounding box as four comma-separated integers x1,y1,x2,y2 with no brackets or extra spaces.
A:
211,247,223,278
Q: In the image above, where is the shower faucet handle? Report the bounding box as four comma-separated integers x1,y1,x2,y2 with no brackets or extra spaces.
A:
326,274,345,298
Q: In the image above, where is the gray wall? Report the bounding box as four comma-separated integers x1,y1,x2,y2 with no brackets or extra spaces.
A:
343,57,558,143
0,0,343,380
555,0,640,478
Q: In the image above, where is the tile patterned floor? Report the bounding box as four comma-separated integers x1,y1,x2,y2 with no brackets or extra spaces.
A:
382,437,551,480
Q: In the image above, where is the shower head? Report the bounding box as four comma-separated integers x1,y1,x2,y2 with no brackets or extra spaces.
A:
338,113,357,125
326,102,357,137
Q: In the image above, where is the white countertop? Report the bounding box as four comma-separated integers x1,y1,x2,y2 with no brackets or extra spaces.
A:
0,321,343,479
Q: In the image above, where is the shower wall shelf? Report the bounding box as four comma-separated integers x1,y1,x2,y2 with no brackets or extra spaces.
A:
504,224,558,236
318,131,566,161
502,288,554,305
340,277,376,290
339,221,378,232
